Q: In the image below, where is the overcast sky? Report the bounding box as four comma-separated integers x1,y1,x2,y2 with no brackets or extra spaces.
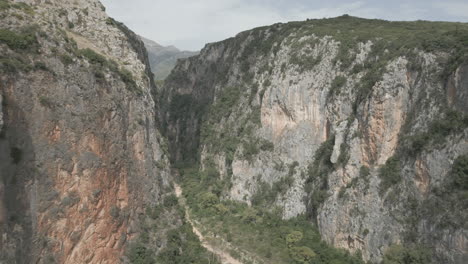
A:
101,0,468,51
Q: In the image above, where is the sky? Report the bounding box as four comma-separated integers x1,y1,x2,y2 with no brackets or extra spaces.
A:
101,0,468,51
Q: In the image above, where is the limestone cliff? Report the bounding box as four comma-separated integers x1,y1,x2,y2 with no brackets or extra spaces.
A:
162,17,468,263
0,0,172,263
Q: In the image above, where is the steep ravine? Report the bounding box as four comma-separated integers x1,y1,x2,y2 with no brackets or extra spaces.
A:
0,0,212,263
1,1,467,263
161,17,468,263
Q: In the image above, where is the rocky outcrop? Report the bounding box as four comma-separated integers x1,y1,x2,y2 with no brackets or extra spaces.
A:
162,17,468,263
0,0,171,263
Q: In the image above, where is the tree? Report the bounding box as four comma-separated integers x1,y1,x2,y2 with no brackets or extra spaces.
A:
286,231,303,247
290,246,316,263
383,244,431,264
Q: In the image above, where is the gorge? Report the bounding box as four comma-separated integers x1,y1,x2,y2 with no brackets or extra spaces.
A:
0,0,467,263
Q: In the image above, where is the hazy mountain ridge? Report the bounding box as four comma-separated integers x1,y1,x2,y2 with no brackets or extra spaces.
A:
140,36,198,81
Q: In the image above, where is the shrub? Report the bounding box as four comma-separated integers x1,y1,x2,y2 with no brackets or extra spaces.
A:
243,139,260,160
78,48,107,65
305,137,334,216
362,229,369,236
110,206,120,219
59,54,73,66
338,186,347,199
10,147,22,164
199,192,218,209
288,161,299,177
452,155,468,190
260,139,274,151
289,246,316,263
272,174,295,195
118,68,136,87
404,111,468,156
286,231,303,246
127,243,155,264
0,0,9,10
0,26,38,51
34,61,48,71
78,48,139,93
359,165,370,178
379,156,401,196
329,76,347,96
383,244,431,264
163,194,178,207
0,57,31,73
39,96,54,108
61,192,79,207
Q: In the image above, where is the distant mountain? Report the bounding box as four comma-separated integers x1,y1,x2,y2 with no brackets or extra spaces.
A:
140,36,198,80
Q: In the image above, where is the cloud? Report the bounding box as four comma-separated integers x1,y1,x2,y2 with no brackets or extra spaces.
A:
101,0,468,51
433,1,468,19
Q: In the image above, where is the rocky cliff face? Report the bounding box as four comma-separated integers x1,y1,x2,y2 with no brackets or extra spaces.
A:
162,17,468,263
0,0,172,263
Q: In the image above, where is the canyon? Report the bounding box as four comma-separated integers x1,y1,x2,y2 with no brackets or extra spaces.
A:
0,0,467,263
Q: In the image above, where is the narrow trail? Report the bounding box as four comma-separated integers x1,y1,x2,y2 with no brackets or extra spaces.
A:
174,184,243,264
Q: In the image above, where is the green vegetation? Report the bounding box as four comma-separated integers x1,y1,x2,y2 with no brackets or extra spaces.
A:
127,243,155,264
404,111,468,156
10,147,22,164
416,154,468,231
210,86,242,123
156,223,219,264
0,26,38,52
377,111,467,198
39,96,54,108
59,54,73,66
0,0,8,10
0,0,34,14
232,16,468,113
305,137,335,218
199,84,265,169
109,206,120,219
179,164,365,264
378,156,401,196
163,194,179,207
34,61,48,71
259,139,274,151
78,48,140,94
78,48,107,65
289,53,322,72
382,244,431,264
452,155,468,191
0,56,32,73
329,76,347,97
290,246,316,263
60,192,80,207
127,191,217,264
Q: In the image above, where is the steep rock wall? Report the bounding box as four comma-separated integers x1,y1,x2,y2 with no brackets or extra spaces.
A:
0,0,171,263
162,17,468,263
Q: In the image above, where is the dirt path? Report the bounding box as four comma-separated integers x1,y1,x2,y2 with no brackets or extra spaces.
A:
174,184,243,264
